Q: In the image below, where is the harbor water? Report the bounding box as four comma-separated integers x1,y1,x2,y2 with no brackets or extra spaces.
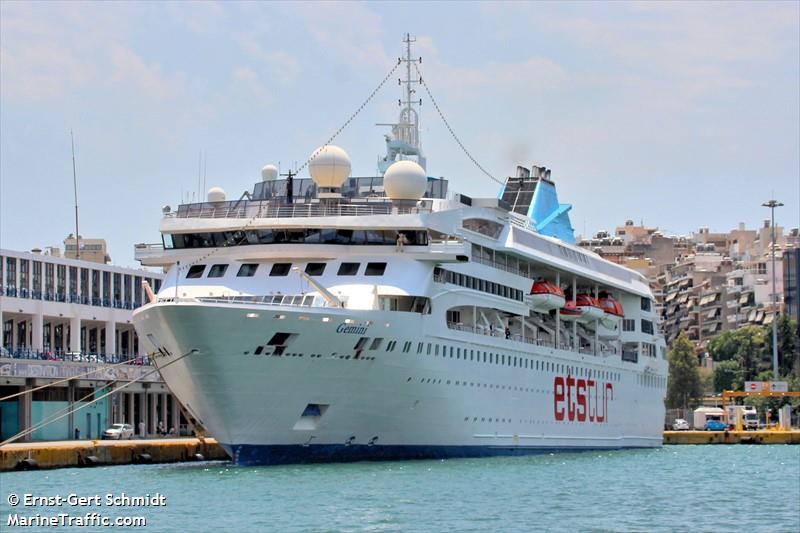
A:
2,445,798,532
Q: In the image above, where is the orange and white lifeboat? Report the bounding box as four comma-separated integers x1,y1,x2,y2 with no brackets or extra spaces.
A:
598,294,624,328
526,279,565,313
559,300,583,321
575,294,604,323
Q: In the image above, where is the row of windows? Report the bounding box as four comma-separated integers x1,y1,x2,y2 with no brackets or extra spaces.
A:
168,229,429,249
621,318,656,336
385,338,622,382
433,267,524,302
185,262,387,279
1,255,160,308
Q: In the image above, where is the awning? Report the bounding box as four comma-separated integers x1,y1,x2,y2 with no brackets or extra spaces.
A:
665,292,677,302
706,309,718,319
739,294,750,304
763,314,773,325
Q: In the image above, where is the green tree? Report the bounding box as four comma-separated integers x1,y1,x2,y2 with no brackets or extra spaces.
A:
732,326,767,382
666,332,702,409
763,315,800,378
707,331,739,362
712,359,739,393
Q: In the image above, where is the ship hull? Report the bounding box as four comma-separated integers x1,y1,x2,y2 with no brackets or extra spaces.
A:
133,301,665,466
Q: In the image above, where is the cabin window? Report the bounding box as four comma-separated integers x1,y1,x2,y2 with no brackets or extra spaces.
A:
641,297,652,312
623,319,636,332
641,320,654,335
237,264,258,277
369,338,383,350
337,262,360,276
186,265,206,279
305,263,326,276
208,264,228,278
269,263,292,276
365,262,387,276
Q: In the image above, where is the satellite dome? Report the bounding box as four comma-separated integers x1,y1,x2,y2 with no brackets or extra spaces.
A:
261,164,279,181
309,145,351,188
207,186,226,202
383,160,427,200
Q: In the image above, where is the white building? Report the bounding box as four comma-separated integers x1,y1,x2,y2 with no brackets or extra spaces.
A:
1,248,163,357
0,248,180,442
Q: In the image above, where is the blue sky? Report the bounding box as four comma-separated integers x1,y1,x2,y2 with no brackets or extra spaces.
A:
1,1,798,267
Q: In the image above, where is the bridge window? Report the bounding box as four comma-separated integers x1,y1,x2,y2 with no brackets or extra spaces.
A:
269,263,292,276
365,262,387,276
305,263,326,276
237,264,258,277
208,264,228,278
186,265,206,279
337,262,360,276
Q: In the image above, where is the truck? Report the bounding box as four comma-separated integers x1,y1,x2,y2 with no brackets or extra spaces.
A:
726,405,759,430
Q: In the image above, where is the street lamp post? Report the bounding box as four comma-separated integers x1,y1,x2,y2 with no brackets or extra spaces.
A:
762,199,783,380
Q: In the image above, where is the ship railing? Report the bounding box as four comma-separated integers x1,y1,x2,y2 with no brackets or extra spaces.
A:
447,322,558,348
446,322,617,357
196,293,343,308
166,200,432,220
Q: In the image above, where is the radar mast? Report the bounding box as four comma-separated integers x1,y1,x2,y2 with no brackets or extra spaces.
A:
377,33,426,174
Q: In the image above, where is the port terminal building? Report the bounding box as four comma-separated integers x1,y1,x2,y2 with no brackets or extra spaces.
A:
0,240,186,442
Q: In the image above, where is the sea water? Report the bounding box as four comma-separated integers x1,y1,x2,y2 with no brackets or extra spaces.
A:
1,445,798,532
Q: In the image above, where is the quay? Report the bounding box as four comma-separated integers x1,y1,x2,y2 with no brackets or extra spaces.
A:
664,430,800,445
0,437,228,471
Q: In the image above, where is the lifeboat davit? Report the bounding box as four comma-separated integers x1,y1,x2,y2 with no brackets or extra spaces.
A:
598,294,624,328
575,294,604,323
559,300,583,321
526,280,565,313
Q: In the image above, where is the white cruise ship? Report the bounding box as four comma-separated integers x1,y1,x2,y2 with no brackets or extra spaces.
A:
133,39,667,465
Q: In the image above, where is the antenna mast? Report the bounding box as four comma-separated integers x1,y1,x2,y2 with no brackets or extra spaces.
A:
399,33,422,150
70,130,80,260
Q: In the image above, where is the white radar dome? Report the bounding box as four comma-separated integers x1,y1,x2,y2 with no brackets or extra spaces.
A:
261,164,279,181
207,186,226,202
308,145,351,188
383,160,427,200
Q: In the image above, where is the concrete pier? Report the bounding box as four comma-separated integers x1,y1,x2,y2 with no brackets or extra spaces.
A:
664,430,800,445
0,438,228,471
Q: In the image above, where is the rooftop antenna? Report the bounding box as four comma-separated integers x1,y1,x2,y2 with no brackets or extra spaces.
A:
281,169,295,205
375,33,425,173
70,130,80,260
197,151,202,202
203,151,207,198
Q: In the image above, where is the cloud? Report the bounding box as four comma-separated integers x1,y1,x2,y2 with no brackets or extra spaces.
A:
291,1,390,69
110,45,175,100
0,2,180,102
236,35,300,83
0,43,95,100
412,35,567,102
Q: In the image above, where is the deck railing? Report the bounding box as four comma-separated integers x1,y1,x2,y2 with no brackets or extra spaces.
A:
167,200,432,220
446,322,618,357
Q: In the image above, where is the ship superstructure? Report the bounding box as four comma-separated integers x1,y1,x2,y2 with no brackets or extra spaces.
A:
132,38,667,465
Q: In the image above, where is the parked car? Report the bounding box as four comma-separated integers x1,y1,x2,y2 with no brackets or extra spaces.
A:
672,418,690,431
704,419,727,431
102,423,134,440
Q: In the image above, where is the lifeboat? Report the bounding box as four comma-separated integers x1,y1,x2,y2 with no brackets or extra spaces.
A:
559,300,583,321
598,294,624,329
575,294,604,323
526,279,565,313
